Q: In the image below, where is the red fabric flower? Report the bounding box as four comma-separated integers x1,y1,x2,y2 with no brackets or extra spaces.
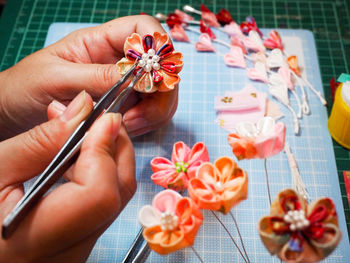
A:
240,16,263,37
200,20,216,39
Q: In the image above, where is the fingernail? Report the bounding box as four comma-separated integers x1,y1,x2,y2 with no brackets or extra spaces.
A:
110,113,122,138
50,100,67,115
123,117,148,133
61,91,87,122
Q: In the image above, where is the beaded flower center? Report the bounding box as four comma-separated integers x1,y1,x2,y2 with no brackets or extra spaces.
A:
283,210,310,232
138,49,160,73
175,161,189,173
160,211,179,231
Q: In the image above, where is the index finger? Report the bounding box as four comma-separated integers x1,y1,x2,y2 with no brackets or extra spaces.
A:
52,15,166,64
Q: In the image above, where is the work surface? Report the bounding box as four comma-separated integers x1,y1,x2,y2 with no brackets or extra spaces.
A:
0,0,349,262
42,22,350,262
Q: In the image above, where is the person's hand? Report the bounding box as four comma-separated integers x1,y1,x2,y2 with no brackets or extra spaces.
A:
0,92,136,262
0,15,178,140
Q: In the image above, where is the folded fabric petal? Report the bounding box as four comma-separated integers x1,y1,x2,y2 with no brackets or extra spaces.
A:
250,51,267,64
264,30,283,50
240,16,263,37
287,55,301,76
188,157,248,214
224,46,246,68
195,33,216,52
269,73,290,105
174,9,194,21
228,117,286,159
248,62,268,83
224,22,245,39
243,30,265,52
200,4,220,27
278,67,293,90
216,8,233,26
170,24,190,42
259,189,342,262
141,189,203,255
230,37,247,54
266,48,285,69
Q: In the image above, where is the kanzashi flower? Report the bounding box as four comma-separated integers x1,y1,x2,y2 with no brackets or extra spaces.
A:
116,32,183,93
139,189,203,255
188,156,248,214
227,117,286,160
287,55,301,76
151,141,209,191
259,189,341,262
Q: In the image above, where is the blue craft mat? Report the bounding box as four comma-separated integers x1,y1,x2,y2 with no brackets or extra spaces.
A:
44,23,350,262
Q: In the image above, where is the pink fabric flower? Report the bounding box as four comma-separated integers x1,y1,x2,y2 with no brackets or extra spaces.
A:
224,22,245,39
188,156,248,214
227,117,286,160
224,46,246,68
195,33,216,52
151,141,209,191
139,189,203,255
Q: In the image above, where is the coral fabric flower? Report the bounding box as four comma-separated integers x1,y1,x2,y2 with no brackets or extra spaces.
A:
259,189,341,262
151,141,209,191
116,32,183,93
287,55,301,76
139,190,203,255
227,117,286,160
188,156,248,214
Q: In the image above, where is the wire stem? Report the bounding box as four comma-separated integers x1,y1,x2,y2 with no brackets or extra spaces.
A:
191,246,205,263
264,158,272,205
229,211,250,263
211,211,248,263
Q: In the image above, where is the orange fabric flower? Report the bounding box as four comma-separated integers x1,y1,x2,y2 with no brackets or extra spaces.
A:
139,190,203,255
188,157,248,214
259,189,341,262
116,32,183,93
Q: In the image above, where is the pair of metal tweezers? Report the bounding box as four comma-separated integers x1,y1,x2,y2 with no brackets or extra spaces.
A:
2,63,143,239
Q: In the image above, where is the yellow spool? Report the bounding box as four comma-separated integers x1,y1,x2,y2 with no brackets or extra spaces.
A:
328,82,350,149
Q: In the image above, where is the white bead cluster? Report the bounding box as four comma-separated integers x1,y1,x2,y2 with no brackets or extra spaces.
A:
283,210,310,232
160,211,179,231
138,49,160,73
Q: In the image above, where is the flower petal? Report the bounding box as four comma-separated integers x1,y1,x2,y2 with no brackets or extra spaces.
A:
143,34,155,52
124,33,144,57
195,162,218,186
116,58,135,75
143,225,185,255
227,133,257,160
153,32,171,51
188,177,221,211
258,216,290,255
151,157,175,173
307,198,338,225
152,189,182,214
167,172,189,191
160,52,183,74
308,223,342,261
156,43,174,59
171,141,191,163
158,71,180,91
151,169,177,189
139,205,161,228
187,142,210,168
134,72,157,93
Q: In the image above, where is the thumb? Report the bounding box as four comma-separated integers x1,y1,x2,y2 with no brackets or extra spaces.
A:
0,91,93,188
58,62,122,99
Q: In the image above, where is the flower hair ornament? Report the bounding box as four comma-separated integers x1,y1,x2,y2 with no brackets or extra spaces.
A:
150,141,209,191
228,117,286,205
139,189,204,260
188,156,251,263
259,189,341,262
116,32,183,93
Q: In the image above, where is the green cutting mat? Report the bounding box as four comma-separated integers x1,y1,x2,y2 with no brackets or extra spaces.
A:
0,0,349,238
